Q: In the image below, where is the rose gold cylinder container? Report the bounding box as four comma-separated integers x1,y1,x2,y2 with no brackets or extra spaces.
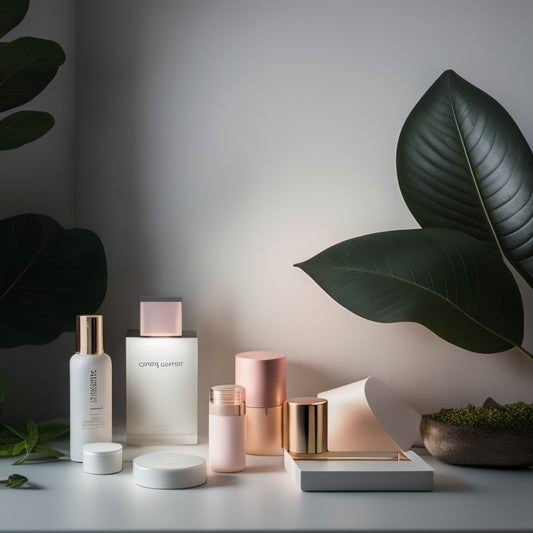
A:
209,384,246,472
235,351,286,455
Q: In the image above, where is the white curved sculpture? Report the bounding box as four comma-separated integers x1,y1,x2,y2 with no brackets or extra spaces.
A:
319,376,421,452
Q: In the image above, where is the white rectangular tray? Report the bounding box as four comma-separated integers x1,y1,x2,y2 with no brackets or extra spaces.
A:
283,450,434,491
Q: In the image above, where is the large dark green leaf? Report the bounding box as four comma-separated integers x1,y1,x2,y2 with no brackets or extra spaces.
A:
0,371,6,415
0,0,28,39
0,110,54,149
295,228,527,356
397,70,533,289
0,214,107,348
0,37,65,112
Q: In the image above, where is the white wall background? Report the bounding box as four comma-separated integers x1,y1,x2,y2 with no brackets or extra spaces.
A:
76,0,533,435
4,0,533,430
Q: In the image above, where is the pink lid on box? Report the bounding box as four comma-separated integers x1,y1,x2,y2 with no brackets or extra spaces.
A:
140,297,182,337
235,351,286,408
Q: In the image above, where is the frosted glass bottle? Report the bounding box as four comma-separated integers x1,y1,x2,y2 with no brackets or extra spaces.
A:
209,384,246,472
126,297,198,445
70,315,112,462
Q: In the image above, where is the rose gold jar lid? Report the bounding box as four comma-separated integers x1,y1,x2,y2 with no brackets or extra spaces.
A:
235,351,286,407
283,397,328,455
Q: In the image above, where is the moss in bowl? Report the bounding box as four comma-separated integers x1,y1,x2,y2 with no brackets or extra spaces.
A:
420,398,533,467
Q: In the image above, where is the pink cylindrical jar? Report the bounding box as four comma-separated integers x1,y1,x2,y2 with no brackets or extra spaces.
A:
235,351,286,455
209,384,246,472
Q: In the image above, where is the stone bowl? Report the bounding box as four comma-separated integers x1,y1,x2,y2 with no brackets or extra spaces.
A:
420,416,533,467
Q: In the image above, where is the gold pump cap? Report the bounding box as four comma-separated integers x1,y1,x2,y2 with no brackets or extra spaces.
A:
76,315,104,355
283,397,328,455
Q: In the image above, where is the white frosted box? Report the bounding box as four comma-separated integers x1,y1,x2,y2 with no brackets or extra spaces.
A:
284,450,433,492
126,330,198,445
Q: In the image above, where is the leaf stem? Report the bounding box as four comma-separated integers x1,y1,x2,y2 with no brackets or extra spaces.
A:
0,240,47,302
516,345,533,361
448,82,506,262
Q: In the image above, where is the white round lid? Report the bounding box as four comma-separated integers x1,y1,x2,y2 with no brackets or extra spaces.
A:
133,452,207,489
83,442,123,475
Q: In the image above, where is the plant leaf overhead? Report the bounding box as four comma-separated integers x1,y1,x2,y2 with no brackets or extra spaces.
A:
0,36,65,112
397,69,533,289
0,0,28,39
0,372,6,415
0,214,107,348
295,228,525,355
0,110,54,149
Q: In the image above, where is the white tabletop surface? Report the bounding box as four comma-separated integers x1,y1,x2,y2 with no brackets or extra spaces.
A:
1,429,532,533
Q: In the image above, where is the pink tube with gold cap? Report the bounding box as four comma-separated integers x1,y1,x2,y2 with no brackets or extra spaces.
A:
235,351,286,455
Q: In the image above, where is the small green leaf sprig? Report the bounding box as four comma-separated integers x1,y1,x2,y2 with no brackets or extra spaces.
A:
0,419,69,464
0,474,28,488
0,372,69,464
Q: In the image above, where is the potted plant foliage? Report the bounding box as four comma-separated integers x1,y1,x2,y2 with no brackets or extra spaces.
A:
0,0,107,470
296,69,533,466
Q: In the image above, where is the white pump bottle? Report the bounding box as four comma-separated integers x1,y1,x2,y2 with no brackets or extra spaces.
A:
70,315,112,462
